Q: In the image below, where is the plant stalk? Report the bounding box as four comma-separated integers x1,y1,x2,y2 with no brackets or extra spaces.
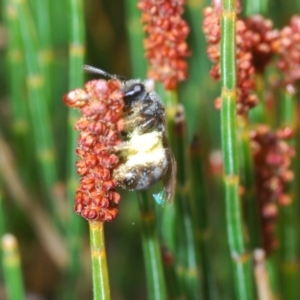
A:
137,191,168,300
279,86,299,299
1,234,26,300
64,0,85,298
220,0,255,298
10,0,61,229
237,115,261,249
89,221,111,300
172,103,201,300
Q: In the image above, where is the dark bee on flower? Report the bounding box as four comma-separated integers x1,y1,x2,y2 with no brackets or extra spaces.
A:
83,65,176,204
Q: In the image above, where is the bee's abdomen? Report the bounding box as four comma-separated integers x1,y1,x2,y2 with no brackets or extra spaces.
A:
114,164,167,190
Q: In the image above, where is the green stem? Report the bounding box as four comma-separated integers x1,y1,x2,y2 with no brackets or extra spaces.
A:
220,0,255,298
183,0,211,141
137,191,168,300
237,116,261,249
89,221,110,300
68,0,85,90
124,0,147,78
249,75,267,124
0,181,5,240
245,0,268,16
3,0,27,134
172,104,201,300
67,0,85,278
279,87,299,299
10,0,60,228
161,246,183,299
65,0,85,298
190,136,217,300
48,0,69,118
3,0,32,182
28,0,54,112
280,87,296,127
1,234,26,300
266,255,280,298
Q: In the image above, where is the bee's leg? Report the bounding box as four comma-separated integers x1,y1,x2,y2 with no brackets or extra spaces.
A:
122,116,143,132
123,98,153,115
122,113,159,134
137,114,159,133
140,99,154,110
162,149,177,203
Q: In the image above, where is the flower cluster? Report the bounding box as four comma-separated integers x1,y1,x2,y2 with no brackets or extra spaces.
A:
138,0,190,90
202,3,221,80
245,15,278,73
203,3,277,114
251,125,294,254
273,16,300,87
64,79,124,222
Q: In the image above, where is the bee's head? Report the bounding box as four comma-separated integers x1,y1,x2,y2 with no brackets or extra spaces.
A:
82,65,149,107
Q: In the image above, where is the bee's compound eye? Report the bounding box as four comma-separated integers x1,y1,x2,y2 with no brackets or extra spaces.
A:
124,83,144,98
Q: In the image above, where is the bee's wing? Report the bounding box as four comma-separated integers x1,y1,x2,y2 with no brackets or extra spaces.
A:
163,150,176,204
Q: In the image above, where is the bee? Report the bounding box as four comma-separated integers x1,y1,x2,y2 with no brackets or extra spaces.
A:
83,65,176,204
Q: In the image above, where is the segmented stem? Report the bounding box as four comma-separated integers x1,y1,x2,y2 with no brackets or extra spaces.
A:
190,136,216,300
89,221,111,300
28,0,54,111
245,0,268,16
220,0,255,298
9,0,60,229
65,0,86,298
279,87,300,299
1,234,26,300
124,0,147,78
172,103,201,300
137,191,168,300
237,115,261,249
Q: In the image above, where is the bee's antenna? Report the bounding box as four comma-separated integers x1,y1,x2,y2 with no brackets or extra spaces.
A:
82,65,118,80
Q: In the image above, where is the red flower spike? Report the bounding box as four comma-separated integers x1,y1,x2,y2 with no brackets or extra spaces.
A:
84,154,98,168
138,0,190,90
63,89,89,108
251,125,294,255
75,118,90,131
203,3,277,115
102,207,119,222
273,16,300,87
64,79,123,222
107,191,121,204
245,15,279,73
74,203,83,214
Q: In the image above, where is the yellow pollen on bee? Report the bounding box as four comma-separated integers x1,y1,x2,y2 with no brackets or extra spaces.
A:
117,130,165,166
